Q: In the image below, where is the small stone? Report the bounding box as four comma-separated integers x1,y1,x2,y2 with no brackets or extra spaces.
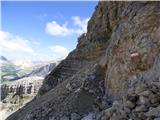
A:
135,84,148,95
112,100,122,109
88,89,94,93
149,94,158,104
151,85,159,94
157,83,160,89
66,83,72,91
139,90,152,97
124,107,131,114
81,113,96,120
135,105,148,112
49,116,55,120
128,88,135,95
99,58,107,70
146,117,153,120
127,94,138,102
154,117,160,120
124,100,135,109
60,116,69,120
151,102,159,107
139,96,149,105
146,106,160,117
75,88,81,93
110,114,127,120
104,107,116,118
71,113,81,120
137,112,147,120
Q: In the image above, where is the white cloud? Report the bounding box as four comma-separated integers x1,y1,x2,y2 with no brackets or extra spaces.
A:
48,45,69,59
0,31,35,55
45,21,74,36
72,16,90,34
0,31,70,62
45,16,90,37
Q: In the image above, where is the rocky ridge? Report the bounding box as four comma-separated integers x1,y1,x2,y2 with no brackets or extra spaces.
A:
7,1,160,120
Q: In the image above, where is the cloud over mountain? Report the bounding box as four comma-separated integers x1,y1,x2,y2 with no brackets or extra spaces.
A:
45,16,90,37
0,31,35,55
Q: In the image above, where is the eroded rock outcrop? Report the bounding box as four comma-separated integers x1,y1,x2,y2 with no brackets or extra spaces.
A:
0,77,43,120
1,82,39,101
7,1,160,120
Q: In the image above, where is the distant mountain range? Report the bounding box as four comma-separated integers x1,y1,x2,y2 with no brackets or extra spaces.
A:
0,56,20,82
1,56,8,61
0,56,58,83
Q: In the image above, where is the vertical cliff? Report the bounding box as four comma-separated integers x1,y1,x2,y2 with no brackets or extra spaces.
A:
7,1,160,120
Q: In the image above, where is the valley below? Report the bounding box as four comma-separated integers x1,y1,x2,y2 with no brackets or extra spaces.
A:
0,56,57,120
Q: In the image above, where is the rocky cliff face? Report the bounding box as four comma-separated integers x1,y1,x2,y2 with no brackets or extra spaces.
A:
7,1,160,120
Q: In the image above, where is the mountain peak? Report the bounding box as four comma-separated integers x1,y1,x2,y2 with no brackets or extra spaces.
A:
0,56,8,61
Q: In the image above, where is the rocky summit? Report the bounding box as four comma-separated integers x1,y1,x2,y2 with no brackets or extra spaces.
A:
6,1,160,120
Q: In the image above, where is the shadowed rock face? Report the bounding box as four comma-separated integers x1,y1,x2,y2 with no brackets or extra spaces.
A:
7,1,160,120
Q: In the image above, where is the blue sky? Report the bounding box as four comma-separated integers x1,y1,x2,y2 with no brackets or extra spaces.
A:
1,1,98,62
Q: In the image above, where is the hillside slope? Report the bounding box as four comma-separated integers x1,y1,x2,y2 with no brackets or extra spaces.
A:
7,1,160,120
